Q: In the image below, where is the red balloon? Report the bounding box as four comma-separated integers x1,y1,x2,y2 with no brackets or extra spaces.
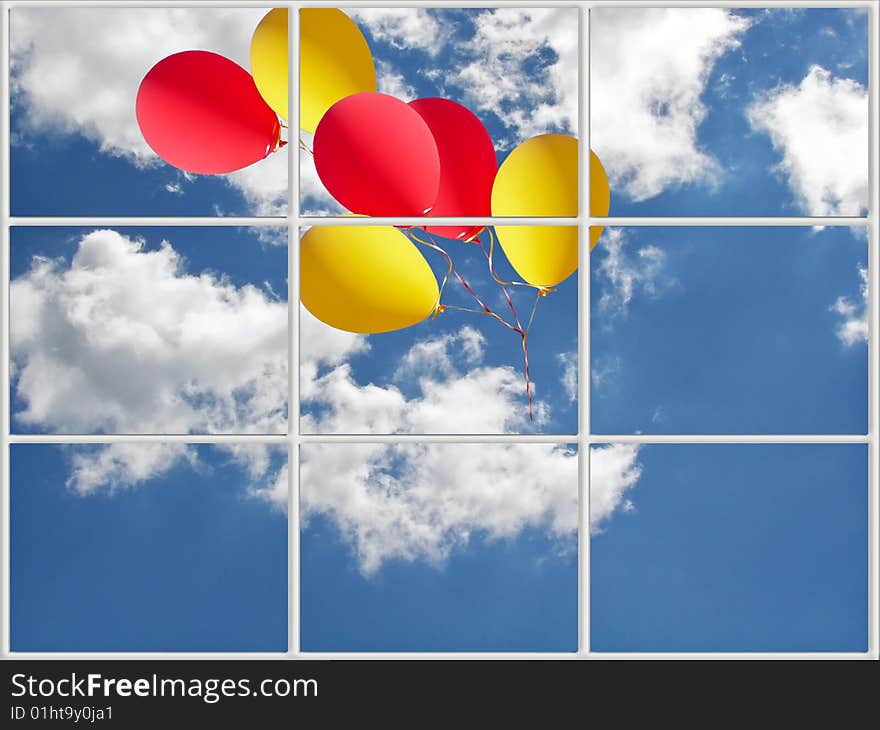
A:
409,98,498,242
136,50,281,174
313,93,441,216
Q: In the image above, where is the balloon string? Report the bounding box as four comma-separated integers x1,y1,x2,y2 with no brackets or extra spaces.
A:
405,228,517,332
299,138,313,155
403,228,454,316
480,227,555,296
408,227,539,422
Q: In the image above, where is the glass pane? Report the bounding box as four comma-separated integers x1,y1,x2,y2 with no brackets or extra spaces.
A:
591,226,867,434
10,226,288,434
10,443,288,652
299,7,579,218
590,443,868,652
591,7,868,217
300,443,578,651
300,225,578,434
10,7,288,216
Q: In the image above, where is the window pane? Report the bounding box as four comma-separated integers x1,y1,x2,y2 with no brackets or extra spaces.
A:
590,443,868,652
11,443,288,652
300,443,578,651
10,7,288,216
300,225,578,434
591,7,868,216
10,226,288,435
591,226,867,434
299,7,579,217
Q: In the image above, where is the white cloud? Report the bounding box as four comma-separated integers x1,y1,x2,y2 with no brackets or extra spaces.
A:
11,229,287,435
301,442,578,574
831,266,868,347
300,316,548,434
10,7,286,215
747,65,868,216
557,352,578,402
374,58,418,102
65,442,288,513
349,8,442,53
15,230,643,566
67,443,196,495
349,8,577,148
591,8,750,200
590,444,642,532
596,229,671,318
249,460,289,511
452,8,578,145
301,440,643,574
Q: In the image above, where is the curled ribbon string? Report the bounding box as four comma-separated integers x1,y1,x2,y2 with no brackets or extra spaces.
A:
405,228,518,333
401,227,454,317
480,227,555,297
406,227,540,421
298,138,313,155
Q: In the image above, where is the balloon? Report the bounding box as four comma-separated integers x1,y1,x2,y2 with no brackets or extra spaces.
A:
491,133,578,216
489,226,579,288
590,150,611,249
136,51,281,174
251,8,288,120
300,8,376,134
490,134,578,287
300,226,440,334
409,98,497,242
314,93,441,216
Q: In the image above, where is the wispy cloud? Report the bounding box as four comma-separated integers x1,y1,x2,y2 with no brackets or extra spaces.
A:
831,266,868,347
590,444,643,533
596,229,672,319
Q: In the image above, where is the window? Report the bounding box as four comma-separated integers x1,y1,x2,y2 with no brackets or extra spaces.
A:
3,2,876,658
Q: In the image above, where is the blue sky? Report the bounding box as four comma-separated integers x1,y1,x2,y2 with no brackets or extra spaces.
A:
11,444,288,652
591,226,868,434
592,444,868,652
301,516,576,652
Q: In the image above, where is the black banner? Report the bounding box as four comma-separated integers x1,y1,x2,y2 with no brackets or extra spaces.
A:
1,659,588,724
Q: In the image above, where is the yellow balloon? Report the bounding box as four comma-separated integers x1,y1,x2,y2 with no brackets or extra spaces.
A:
590,150,611,250
301,226,439,334
491,136,613,283
492,134,578,217
490,226,579,288
300,8,376,134
251,9,288,121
